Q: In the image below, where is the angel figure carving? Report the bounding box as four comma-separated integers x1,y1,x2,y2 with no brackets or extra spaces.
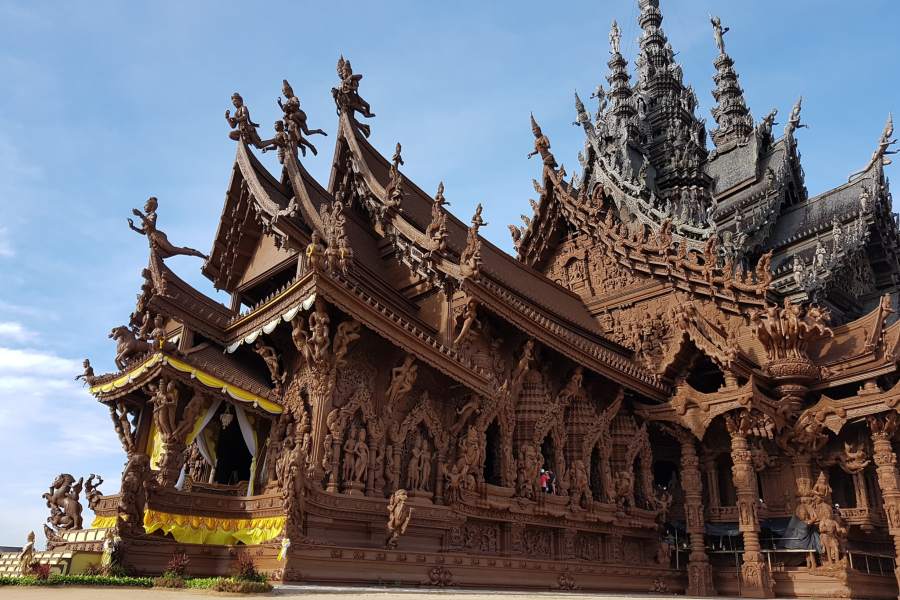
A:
527,114,557,169
332,319,362,367
84,474,104,511
147,377,179,437
128,197,208,261
386,355,418,407
225,92,265,148
332,56,375,137
453,298,480,347
277,79,327,156
385,489,413,549
75,359,96,386
609,20,621,54
710,16,729,55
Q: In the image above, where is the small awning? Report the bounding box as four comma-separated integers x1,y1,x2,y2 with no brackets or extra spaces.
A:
90,353,282,414
225,293,316,354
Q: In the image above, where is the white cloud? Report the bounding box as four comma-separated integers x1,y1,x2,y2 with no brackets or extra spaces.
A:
0,346,78,375
0,344,124,546
0,321,34,343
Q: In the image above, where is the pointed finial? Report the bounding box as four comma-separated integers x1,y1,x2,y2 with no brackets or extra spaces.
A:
574,92,589,126
853,112,898,178
392,142,404,168
471,203,487,229
435,181,449,206
785,96,807,138
710,15,730,55
609,20,621,54
530,112,540,135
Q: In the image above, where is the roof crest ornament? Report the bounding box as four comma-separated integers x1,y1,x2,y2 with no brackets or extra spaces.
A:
609,19,621,55
127,196,208,262
851,113,897,180
385,142,405,209
710,15,729,56
527,114,558,172
225,92,265,149
784,96,807,140
459,204,485,279
425,181,450,256
332,55,375,138
274,78,327,158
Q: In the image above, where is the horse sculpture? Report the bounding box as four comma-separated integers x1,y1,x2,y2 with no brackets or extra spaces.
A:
110,325,152,370
43,474,83,531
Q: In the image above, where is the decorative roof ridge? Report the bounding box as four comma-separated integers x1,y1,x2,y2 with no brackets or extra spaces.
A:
465,277,670,400
313,267,496,399
548,168,772,312
336,112,604,331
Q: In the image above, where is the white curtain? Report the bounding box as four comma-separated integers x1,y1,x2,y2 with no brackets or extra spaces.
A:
234,404,259,495
175,398,223,490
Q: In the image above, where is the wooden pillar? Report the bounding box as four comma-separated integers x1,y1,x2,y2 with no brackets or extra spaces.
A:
790,452,815,508
680,437,716,596
868,414,900,598
434,447,447,505
852,471,870,509
702,454,721,509
727,417,773,598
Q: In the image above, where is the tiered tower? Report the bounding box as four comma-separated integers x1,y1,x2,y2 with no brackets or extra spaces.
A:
634,0,711,226
709,17,754,149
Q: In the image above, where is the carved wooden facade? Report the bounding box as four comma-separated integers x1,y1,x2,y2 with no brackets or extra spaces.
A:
41,2,900,598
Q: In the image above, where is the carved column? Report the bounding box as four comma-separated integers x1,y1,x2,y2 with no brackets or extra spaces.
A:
307,367,336,484
435,447,447,505
702,454,720,509
868,414,900,596
727,416,773,598
326,433,342,493
790,451,815,515
852,471,870,509
680,437,716,596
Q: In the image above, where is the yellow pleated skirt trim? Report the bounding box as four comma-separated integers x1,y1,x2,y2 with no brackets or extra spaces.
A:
143,508,285,546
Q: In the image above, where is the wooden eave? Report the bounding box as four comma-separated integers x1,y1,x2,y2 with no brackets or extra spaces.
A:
461,277,669,401
89,352,278,414
802,377,900,435
633,377,785,440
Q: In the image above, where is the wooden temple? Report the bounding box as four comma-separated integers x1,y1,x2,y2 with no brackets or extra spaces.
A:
28,1,900,597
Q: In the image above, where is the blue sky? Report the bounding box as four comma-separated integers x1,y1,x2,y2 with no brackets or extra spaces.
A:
0,0,898,545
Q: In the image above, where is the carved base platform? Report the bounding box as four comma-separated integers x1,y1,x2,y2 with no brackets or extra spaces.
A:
342,481,365,496
282,544,686,593
407,490,434,504
713,563,898,600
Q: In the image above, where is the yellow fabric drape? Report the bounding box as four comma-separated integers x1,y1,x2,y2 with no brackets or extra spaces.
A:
143,509,284,545
147,422,163,470
90,516,118,529
89,353,282,415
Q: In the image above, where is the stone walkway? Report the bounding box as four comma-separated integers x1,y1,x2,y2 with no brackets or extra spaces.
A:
1,584,743,599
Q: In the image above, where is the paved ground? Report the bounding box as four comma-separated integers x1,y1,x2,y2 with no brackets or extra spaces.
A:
0,584,742,599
